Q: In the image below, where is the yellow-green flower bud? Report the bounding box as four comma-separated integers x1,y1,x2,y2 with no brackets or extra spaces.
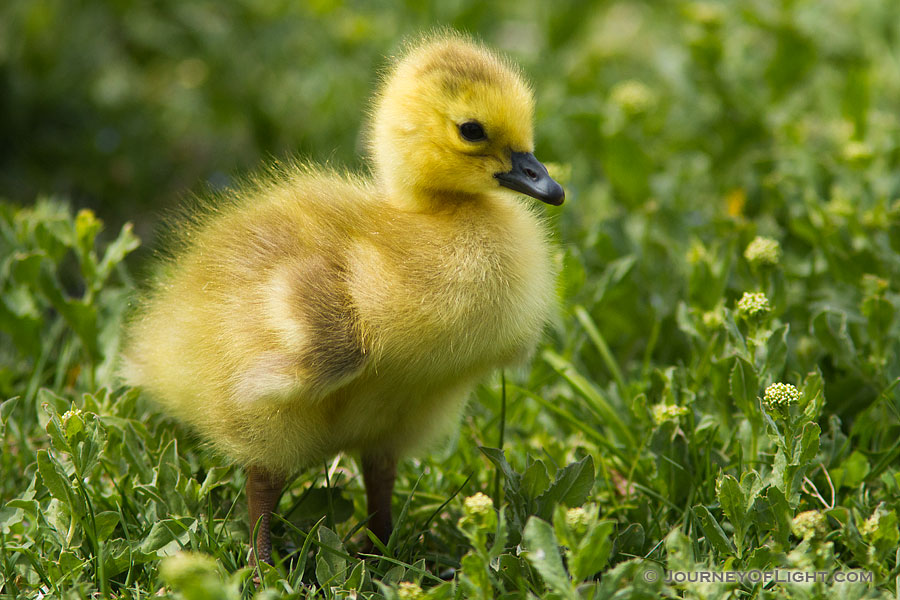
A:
792,510,827,540
565,507,591,533
685,2,725,27
702,307,724,329
744,236,781,267
764,382,799,416
651,403,689,425
737,292,770,317
397,581,424,600
610,80,655,116
463,492,493,517
842,140,873,165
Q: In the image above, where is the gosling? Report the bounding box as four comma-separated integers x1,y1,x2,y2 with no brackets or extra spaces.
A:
122,32,564,565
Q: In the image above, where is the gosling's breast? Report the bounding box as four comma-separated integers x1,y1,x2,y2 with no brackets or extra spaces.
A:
350,195,556,379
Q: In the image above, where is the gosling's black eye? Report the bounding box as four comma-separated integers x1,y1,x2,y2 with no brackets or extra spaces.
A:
459,121,486,142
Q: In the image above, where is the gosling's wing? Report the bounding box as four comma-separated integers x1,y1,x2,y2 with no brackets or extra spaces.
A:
231,252,368,404
124,168,372,408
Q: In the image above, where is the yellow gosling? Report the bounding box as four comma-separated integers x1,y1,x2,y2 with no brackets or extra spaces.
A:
121,32,564,564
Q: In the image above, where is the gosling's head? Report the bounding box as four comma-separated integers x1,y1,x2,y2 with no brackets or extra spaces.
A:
369,33,564,208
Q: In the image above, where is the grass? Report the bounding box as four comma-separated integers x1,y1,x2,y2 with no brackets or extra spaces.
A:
3,1,900,598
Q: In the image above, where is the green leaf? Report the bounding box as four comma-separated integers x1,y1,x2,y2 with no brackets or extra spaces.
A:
0,291,41,356
764,324,789,377
812,310,856,368
156,439,185,513
730,358,758,414
0,396,19,425
9,251,46,283
831,450,870,489
37,449,83,517
315,526,348,588
38,267,99,359
765,487,792,547
521,459,551,505
716,474,745,546
522,517,577,600
97,222,140,284
73,208,101,282
289,487,354,524
197,466,232,499
479,447,521,490
536,455,594,520
343,559,368,592
799,369,824,418
692,505,734,556
43,403,71,454
570,520,614,581
718,471,762,558
615,522,645,557
140,518,194,556
94,511,119,539
590,255,637,305
795,421,820,465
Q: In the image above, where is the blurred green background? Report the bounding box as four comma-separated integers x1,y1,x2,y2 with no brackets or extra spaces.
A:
2,0,579,238
6,0,896,239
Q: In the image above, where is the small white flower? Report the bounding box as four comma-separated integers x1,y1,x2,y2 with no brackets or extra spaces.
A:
764,383,799,414
737,292,770,317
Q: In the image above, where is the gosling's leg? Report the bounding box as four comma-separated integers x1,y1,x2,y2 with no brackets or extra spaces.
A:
246,465,285,566
361,453,397,548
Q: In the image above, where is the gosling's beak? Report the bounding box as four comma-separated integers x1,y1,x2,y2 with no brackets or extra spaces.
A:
494,151,565,206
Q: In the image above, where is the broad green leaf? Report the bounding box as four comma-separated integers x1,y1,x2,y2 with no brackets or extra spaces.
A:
38,268,99,359
729,358,758,414
536,455,594,520
521,458,551,504
716,474,746,555
315,526,348,588
288,486,354,524
140,518,194,555
37,449,83,517
795,421,820,465
764,324,789,376
799,369,824,419
0,396,19,425
570,520,614,581
344,559,368,592
765,487,792,547
94,511,119,540
522,517,577,600
831,450,870,489
692,505,734,556
97,222,140,284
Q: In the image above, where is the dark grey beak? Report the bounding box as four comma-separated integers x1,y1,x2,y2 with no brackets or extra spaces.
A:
494,151,565,206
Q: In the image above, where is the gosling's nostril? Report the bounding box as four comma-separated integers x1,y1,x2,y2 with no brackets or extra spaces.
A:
524,167,538,180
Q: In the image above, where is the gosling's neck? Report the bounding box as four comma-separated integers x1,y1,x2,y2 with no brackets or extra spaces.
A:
383,182,492,215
